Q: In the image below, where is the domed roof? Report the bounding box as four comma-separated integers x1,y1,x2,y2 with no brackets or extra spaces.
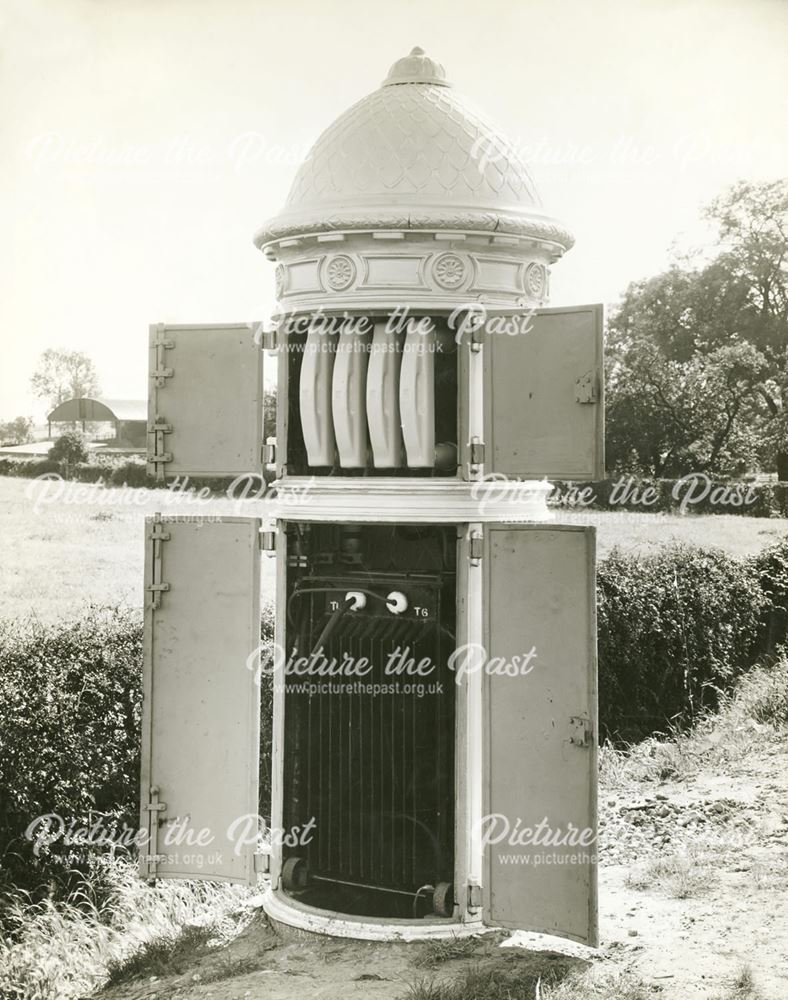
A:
254,48,573,251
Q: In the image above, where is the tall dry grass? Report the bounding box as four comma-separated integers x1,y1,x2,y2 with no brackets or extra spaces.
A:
0,856,258,999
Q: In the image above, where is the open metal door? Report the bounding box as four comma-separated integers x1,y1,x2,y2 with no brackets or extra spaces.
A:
482,524,598,945
139,515,262,883
472,304,604,481
148,323,264,479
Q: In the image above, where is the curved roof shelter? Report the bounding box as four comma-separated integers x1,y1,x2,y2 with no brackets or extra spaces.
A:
47,397,147,423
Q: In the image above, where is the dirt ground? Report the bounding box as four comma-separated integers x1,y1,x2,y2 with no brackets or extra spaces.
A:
98,739,788,1000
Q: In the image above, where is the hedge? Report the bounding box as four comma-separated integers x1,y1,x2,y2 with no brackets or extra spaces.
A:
0,609,143,912
0,456,152,488
0,456,242,494
550,476,788,518
598,545,766,740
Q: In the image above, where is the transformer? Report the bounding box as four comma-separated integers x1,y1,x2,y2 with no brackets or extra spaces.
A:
139,48,603,946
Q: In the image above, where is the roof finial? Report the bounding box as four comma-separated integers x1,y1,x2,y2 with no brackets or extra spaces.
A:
382,47,450,88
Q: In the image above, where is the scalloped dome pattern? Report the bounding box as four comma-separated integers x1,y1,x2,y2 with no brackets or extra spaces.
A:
285,84,541,210
255,50,573,250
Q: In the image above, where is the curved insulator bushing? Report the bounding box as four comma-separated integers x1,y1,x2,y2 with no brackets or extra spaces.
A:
399,319,435,468
332,325,370,468
299,324,336,466
366,321,403,468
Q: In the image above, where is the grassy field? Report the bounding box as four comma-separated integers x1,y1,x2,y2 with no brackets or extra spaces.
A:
558,506,788,558
1,474,787,621
0,475,277,622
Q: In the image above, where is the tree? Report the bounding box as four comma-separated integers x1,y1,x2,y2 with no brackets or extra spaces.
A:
607,339,765,476
30,349,101,410
708,181,788,477
606,179,788,478
0,416,34,446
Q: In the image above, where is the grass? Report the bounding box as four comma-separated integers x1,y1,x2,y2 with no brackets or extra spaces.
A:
401,964,653,1000
0,856,257,1000
559,507,788,559
1,474,785,620
711,965,762,1000
104,923,216,985
624,849,716,898
543,968,655,1000
413,935,492,968
725,659,788,725
0,475,276,621
104,925,270,988
606,659,788,904
402,953,575,1000
599,658,788,794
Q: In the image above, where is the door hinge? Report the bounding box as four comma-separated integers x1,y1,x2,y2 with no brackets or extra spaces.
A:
470,438,485,467
259,529,276,552
569,715,593,748
469,531,483,565
151,325,175,388
467,882,482,910
574,371,598,404
148,452,172,481
254,852,270,874
148,415,173,481
262,440,276,464
143,785,168,878
261,328,278,351
147,513,170,609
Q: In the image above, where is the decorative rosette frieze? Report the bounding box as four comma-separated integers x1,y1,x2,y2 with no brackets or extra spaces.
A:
324,254,356,291
274,264,285,299
432,252,468,290
524,262,547,299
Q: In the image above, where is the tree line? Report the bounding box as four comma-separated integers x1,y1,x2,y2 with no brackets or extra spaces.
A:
606,179,788,480
4,179,787,480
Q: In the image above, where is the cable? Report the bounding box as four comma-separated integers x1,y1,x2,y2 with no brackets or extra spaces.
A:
286,585,391,626
307,597,354,659
413,884,435,918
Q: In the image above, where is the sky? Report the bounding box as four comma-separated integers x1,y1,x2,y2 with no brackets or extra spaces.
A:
2,0,787,421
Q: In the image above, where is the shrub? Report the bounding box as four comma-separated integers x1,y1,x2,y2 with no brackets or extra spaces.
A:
597,544,766,740
751,535,788,656
0,608,143,912
108,460,149,488
48,430,89,467
71,462,109,483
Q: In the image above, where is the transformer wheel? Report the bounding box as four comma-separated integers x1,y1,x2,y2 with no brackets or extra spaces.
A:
432,881,454,917
281,856,310,892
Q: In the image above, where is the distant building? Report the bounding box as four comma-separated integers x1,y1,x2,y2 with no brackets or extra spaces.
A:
47,397,147,447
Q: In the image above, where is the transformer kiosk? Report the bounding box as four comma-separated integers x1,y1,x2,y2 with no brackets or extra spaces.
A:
138,48,603,946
